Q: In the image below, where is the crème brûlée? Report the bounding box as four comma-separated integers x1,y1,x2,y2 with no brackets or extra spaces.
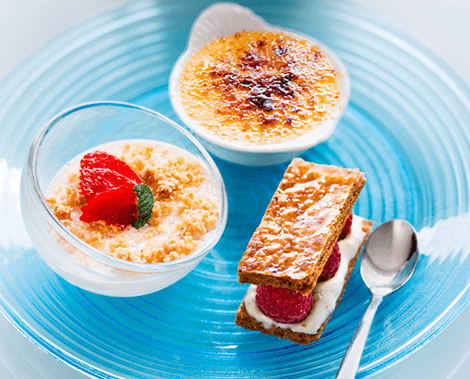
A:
46,140,220,264
178,30,341,145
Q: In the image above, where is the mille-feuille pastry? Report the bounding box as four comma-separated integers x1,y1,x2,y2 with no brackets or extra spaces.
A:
235,157,372,344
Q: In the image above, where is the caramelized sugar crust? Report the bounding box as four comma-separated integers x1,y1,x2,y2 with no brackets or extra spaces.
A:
179,31,340,145
237,158,365,294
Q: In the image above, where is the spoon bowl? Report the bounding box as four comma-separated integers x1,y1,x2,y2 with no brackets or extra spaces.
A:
336,219,419,378
362,220,419,295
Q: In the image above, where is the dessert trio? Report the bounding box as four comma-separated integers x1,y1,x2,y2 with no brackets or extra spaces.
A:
44,19,370,345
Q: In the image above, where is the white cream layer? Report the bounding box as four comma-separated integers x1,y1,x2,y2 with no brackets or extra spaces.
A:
243,215,366,334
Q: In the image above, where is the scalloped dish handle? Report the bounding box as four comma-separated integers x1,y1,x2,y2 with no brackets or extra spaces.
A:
187,2,269,53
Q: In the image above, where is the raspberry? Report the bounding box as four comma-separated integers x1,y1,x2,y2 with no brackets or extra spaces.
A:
339,213,353,239
80,186,138,228
255,284,313,323
318,243,341,282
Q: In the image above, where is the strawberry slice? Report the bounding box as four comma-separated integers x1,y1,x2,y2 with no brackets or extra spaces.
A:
80,167,138,201
81,151,142,184
80,186,138,228
78,150,155,229
79,151,142,200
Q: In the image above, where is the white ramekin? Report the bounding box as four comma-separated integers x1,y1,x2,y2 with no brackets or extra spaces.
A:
169,2,351,166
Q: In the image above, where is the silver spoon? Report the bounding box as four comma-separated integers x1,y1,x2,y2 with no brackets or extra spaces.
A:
336,219,419,379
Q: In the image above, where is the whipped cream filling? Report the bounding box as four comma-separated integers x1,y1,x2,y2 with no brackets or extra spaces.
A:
243,215,366,334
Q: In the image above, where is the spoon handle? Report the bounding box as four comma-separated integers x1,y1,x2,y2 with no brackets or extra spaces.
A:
335,293,383,379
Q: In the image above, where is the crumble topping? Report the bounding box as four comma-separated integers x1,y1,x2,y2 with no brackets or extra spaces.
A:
47,140,220,263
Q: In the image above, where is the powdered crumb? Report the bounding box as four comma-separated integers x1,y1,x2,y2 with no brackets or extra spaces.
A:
47,140,220,263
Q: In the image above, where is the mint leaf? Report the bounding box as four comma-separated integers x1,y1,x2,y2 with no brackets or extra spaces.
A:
132,184,155,229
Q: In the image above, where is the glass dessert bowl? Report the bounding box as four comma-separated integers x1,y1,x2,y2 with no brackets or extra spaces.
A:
169,2,351,166
21,101,228,297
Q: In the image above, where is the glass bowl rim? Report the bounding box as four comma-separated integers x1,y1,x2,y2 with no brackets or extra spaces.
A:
26,100,228,273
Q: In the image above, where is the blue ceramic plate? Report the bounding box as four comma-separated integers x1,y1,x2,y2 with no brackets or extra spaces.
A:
1,1,470,378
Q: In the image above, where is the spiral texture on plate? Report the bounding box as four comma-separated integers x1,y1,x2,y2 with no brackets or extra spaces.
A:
1,1,470,378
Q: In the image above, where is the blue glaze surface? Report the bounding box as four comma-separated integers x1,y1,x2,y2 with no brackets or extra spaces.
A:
1,1,470,378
